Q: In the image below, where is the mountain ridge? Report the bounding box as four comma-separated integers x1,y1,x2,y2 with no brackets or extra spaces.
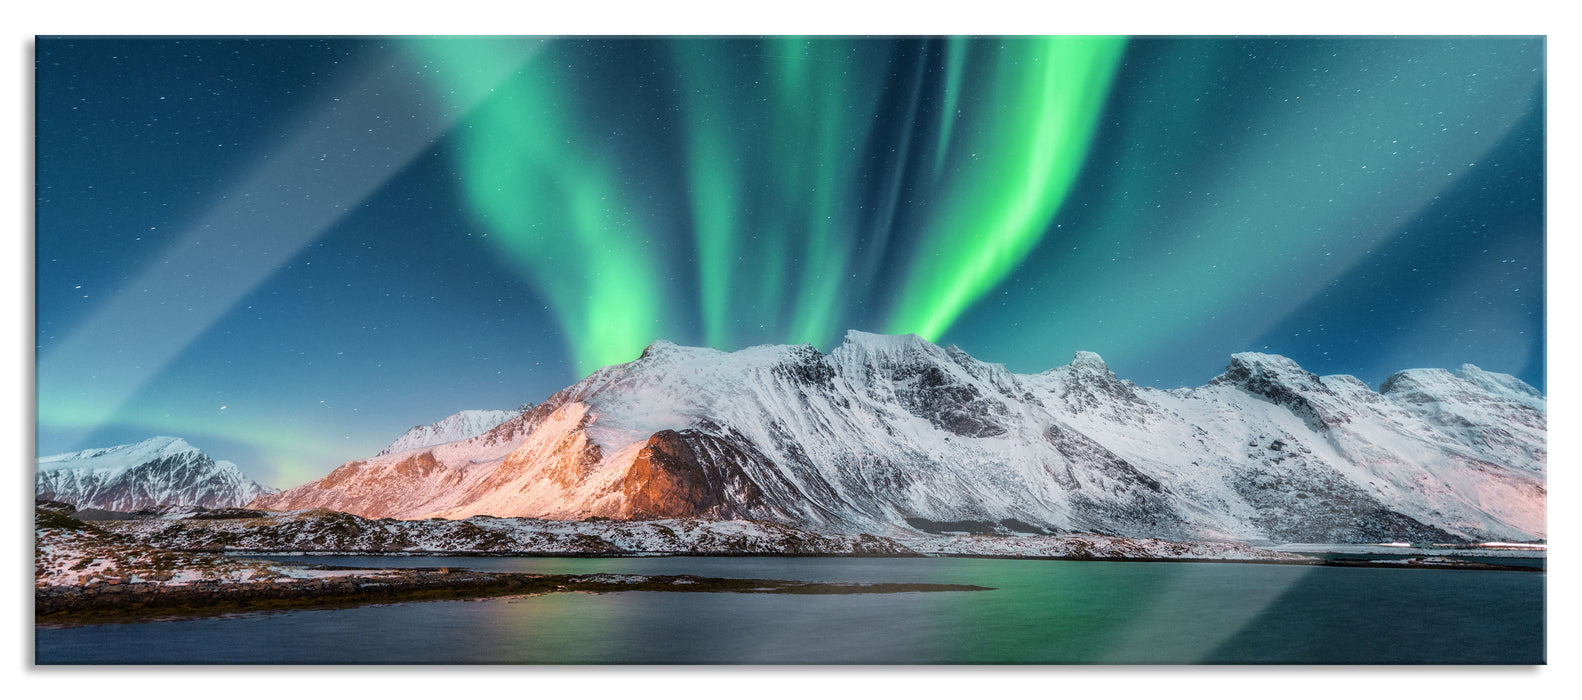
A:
377,409,522,457
37,436,279,511
249,331,1546,545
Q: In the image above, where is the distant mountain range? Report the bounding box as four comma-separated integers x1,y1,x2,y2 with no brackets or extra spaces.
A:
36,437,278,511
248,331,1546,545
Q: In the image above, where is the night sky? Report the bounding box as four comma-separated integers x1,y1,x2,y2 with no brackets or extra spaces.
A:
35,37,1546,487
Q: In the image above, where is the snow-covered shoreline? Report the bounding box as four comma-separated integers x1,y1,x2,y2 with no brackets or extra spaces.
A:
1272,542,1547,559
80,504,1316,562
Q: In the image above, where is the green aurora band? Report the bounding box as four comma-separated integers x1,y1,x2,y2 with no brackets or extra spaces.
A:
966,38,1544,372
670,38,893,350
415,37,1128,372
412,38,668,374
408,37,1535,382
885,36,1126,340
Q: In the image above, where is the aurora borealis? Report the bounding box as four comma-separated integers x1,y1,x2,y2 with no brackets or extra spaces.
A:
35,37,1545,486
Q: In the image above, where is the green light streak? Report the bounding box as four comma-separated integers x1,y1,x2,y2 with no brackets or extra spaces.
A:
933,36,969,178
415,37,1132,365
887,36,1128,341
411,38,665,375
857,43,929,283
672,38,888,349
976,38,1543,370
687,131,740,350
753,219,792,332
671,43,743,350
772,38,881,347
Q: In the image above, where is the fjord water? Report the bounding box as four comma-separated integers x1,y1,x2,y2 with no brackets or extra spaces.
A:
35,557,1543,664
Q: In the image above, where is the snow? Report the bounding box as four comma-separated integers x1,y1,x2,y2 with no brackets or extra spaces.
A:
37,436,199,474
82,507,1316,563
252,330,1545,545
34,523,404,588
97,510,916,556
1273,542,1547,558
36,437,278,511
377,409,521,456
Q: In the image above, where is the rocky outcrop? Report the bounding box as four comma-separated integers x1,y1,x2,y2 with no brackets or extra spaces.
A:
1213,353,1351,431
621,429,770,520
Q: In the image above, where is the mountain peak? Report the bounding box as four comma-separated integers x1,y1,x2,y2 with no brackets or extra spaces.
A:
378,409,522,456
1226,351,1309,374
827,330,945,370
36,436,277,511
1380,365,1544,410
132,435,199,457
1379,368,1458,395
1217,352,1327,391
1455,364,1545,405
639,339,679,359
1211,352,1355,431
841,329,928,348
38,435,201,470
142,435,192,448
1070,351,1109,373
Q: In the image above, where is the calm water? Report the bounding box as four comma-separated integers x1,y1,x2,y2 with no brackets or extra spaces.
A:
35,556,1544,664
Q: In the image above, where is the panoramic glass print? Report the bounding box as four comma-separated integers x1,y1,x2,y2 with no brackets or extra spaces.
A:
35,36,1545,664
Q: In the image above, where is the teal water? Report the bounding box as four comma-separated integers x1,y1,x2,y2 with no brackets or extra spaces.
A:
34,557,1544,664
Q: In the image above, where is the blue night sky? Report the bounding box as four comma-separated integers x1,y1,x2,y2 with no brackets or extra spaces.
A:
34,37,1545,487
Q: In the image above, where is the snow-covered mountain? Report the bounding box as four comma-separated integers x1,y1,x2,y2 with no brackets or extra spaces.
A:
377,409,521,456
251,331,1546,544
37,436,278,511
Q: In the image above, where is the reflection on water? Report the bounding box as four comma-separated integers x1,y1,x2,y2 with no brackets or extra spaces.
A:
35,557,1544,664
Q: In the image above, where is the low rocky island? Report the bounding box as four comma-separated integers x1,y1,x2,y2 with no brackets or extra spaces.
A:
37,568,992,626
1321,556,1542,571
37,503,992,626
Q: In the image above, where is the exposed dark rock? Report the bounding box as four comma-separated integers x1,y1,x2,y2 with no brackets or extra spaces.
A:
1216,354,1351,430
621,427,775,520
892,365,1010,438
1044,425,1165,494
1229,465,1466,544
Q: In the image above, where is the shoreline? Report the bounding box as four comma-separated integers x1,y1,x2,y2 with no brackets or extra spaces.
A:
35,504,1541,629
213,548,1544,570
62,504,1546,567
35,569,991,627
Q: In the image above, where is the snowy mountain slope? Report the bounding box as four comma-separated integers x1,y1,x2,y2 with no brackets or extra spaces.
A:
251,332,1545,544
377,409,521,457
39,436,202,473
37,437,279,511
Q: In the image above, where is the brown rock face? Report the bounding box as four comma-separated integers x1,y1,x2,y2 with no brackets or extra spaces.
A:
314,461,368,489
391,452,441,479
622,431,720,519
619,429,770,520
